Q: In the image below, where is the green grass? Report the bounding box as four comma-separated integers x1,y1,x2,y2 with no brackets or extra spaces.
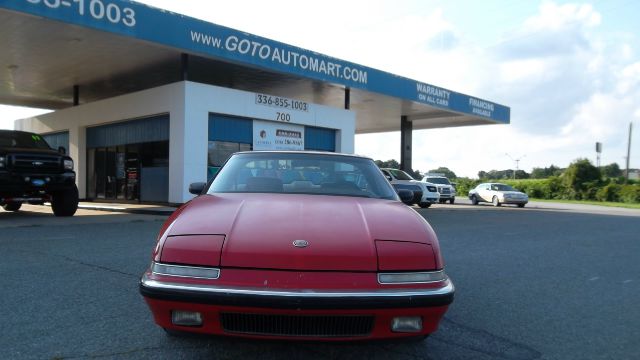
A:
530,198,640,210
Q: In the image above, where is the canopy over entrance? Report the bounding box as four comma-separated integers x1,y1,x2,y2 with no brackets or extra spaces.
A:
0,0,508,134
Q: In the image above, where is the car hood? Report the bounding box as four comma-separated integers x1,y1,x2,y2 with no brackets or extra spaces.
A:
500,191,526,196
0,147,60,155
392,179,427,189
167,193,436,271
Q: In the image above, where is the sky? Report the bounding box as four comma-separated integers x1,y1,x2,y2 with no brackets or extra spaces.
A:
1,0,639,178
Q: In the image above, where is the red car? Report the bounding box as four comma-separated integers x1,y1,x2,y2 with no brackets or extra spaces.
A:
140,151,454,341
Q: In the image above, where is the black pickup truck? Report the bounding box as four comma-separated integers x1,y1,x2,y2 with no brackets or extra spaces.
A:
0,130,78,216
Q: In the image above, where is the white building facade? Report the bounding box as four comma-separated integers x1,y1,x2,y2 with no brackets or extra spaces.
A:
16,81,355,203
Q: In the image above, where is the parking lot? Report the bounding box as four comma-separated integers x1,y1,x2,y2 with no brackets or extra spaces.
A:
1,202,639,359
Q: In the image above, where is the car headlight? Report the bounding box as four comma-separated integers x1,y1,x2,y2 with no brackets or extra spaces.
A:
426,186,437,192
151,262,220,279
63,159,74,170
0,156,5,168
378,270,447,284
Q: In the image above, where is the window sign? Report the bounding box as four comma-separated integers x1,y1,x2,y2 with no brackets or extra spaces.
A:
253,120,304,151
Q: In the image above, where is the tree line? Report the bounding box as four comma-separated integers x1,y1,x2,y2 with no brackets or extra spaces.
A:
375,158,639,204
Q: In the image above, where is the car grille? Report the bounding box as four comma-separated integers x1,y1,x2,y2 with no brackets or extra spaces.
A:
220,313,375,338
8,154,61,174
438,187,450,195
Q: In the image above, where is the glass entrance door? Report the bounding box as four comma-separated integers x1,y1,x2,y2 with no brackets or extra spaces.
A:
125,145,139,200
88,145,140,202
95,148,106,199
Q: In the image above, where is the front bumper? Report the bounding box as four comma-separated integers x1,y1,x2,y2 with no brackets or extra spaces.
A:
501,198,528,205
140,271,454,340
0,171,76,197
140,273,454,309
420,193,440,204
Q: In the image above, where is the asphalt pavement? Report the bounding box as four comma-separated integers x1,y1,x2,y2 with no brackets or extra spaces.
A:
1,201,639,359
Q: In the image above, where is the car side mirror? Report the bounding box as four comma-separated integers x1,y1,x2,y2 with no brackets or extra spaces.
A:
397,189,414,204
188,182,206,195
58,146,66,155
385,175,392,181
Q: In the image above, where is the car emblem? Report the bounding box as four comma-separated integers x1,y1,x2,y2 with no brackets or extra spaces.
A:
292,240,309,248
32,161,44,166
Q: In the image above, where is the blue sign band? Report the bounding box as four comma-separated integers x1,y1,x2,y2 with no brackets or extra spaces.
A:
1,0,509,123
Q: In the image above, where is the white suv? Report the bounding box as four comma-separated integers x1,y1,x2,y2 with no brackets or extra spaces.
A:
421,173,456,204
380,168,440,208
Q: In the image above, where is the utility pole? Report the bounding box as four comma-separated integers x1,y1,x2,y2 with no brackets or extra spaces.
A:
505,153,526,179
625,122,633,183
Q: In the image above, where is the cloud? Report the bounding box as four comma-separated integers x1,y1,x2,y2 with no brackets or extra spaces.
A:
357,1,640,177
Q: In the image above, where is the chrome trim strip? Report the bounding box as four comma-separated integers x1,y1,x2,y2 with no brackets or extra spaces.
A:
377,270,447,285
151,262,220,280
141,273,454,299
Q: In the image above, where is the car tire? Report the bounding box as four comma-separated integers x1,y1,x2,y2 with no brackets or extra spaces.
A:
419,202,431,208
449,198,455,204
518,203,525,208
492,196,501,207
2,202,22,211
470,195,478,205
51,185,79,217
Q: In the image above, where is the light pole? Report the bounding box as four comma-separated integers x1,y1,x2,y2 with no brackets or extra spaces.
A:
505,153,526,179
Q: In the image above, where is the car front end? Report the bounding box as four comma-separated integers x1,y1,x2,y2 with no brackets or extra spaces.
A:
499,191,529,205
140,195,455,340
415,182,440,206
140,152,454,341
141,264,453,340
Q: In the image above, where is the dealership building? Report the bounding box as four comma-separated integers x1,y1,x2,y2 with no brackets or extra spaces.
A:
0,0,509,204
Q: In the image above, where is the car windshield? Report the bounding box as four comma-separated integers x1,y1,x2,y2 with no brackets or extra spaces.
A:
387,169,414,180
0,131,52,150
208,152,398,200
426,177,450,185
491,184,515,191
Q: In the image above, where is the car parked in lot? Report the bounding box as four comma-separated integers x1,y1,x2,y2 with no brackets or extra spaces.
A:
140,151,454,341
0,130,78,216
468,182,528,207
421,173,456,204
380,168,439,208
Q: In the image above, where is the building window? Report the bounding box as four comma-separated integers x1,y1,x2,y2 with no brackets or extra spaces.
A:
208,141,251,179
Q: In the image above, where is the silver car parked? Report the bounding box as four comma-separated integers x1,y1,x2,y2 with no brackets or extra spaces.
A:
468,182,528,207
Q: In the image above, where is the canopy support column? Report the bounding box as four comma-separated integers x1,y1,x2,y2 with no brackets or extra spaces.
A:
181,53,189,81
73,85,79,106
400,116,412,172
344,87,351,110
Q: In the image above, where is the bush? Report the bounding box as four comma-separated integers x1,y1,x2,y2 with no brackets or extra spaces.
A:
454,178,481,196
501,179,556,200
596,183,621,202
562,159,601,199
467,174,639,204
619,184,640,203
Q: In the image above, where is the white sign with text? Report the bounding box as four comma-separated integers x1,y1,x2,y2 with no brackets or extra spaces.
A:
253,120,304,151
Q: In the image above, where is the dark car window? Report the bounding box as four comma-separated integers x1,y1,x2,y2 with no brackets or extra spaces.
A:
426,177,450,185
492,184,515,191
0,131,52,149
387,169,414,180
209,152,398,200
